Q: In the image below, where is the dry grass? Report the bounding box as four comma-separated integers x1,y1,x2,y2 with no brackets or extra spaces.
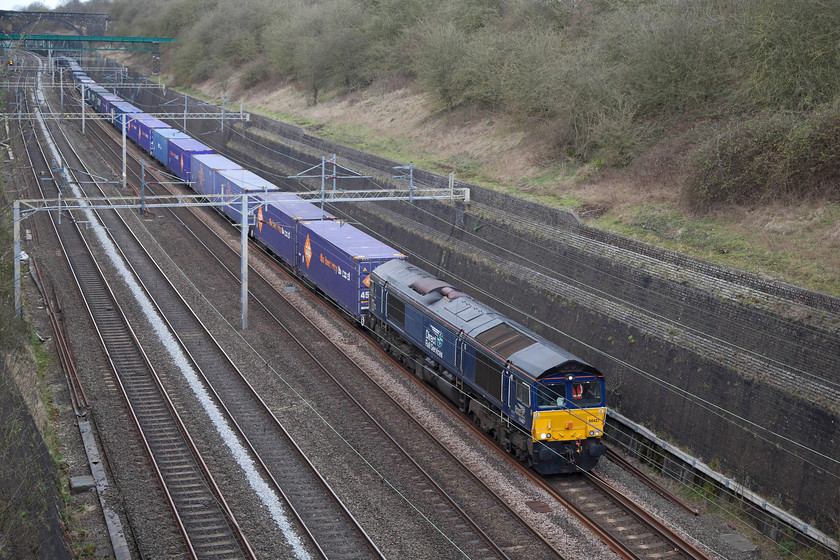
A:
166,69,840,297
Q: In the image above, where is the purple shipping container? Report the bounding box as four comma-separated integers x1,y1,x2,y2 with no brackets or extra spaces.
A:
98,93,122,115
190,154,242,196
167,137,214,182
252,193,333,266
152,128,190,166
75,77,95,93
110,102,144,130
127,118,171,153
295,220,405,318
215,168,278,224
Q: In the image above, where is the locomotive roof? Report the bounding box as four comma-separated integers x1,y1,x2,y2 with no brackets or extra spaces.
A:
372,259,601,379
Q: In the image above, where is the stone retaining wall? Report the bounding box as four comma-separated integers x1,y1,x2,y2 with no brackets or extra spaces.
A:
120,83,840,534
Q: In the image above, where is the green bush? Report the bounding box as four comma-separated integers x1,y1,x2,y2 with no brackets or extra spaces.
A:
412,21,467,109
688,106,840,208
738,0,840,110
596,1,735,112
262,0,369,102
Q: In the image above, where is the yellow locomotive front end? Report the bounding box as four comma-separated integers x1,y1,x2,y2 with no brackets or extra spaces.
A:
532,406,605,442
529,376,607,473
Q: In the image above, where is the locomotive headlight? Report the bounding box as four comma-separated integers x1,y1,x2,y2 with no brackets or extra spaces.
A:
540,433,547,439
589,430,595,436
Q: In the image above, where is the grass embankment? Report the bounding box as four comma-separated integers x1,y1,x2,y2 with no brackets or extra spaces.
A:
104,0,840,296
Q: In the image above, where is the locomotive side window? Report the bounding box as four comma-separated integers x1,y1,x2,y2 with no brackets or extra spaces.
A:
536,382,566,409
388,295,405,327
570,380,602,407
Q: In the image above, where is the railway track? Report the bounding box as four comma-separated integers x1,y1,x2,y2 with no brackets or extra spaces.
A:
86,106,562,558
549,473,709,560
21,56,255,559
36,65,567,558
46,69,387,560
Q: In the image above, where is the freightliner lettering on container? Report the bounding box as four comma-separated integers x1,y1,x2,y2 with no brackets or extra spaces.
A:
262,212,290,239
320,253,351,282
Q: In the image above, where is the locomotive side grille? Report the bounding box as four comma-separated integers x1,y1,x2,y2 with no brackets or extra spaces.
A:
388,296,406,327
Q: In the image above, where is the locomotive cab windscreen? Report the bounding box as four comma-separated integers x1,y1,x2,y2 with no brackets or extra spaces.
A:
535,377,603,410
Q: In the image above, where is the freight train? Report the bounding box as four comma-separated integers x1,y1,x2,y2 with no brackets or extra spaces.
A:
59,57,607,474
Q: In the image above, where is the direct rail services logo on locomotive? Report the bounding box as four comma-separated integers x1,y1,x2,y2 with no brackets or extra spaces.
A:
424,325,445,358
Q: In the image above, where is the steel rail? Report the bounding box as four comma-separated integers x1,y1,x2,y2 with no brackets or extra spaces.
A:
46,55,708,557
124,142,568,559
78,88,535,557
605,445,699,516
63,77,386,560
589,471,711,560
22,55,256,560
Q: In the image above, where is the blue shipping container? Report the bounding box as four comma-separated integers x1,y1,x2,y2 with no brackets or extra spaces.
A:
84,84,107,105
127,118,170,153
190,154,242,196
166,137,213,182
75,77,95,92
215,168,278,224
253,193,333,266
295,220,405,318
151,128,190,166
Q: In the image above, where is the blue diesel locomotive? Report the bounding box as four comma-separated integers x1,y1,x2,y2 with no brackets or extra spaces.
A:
369,260,606,474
